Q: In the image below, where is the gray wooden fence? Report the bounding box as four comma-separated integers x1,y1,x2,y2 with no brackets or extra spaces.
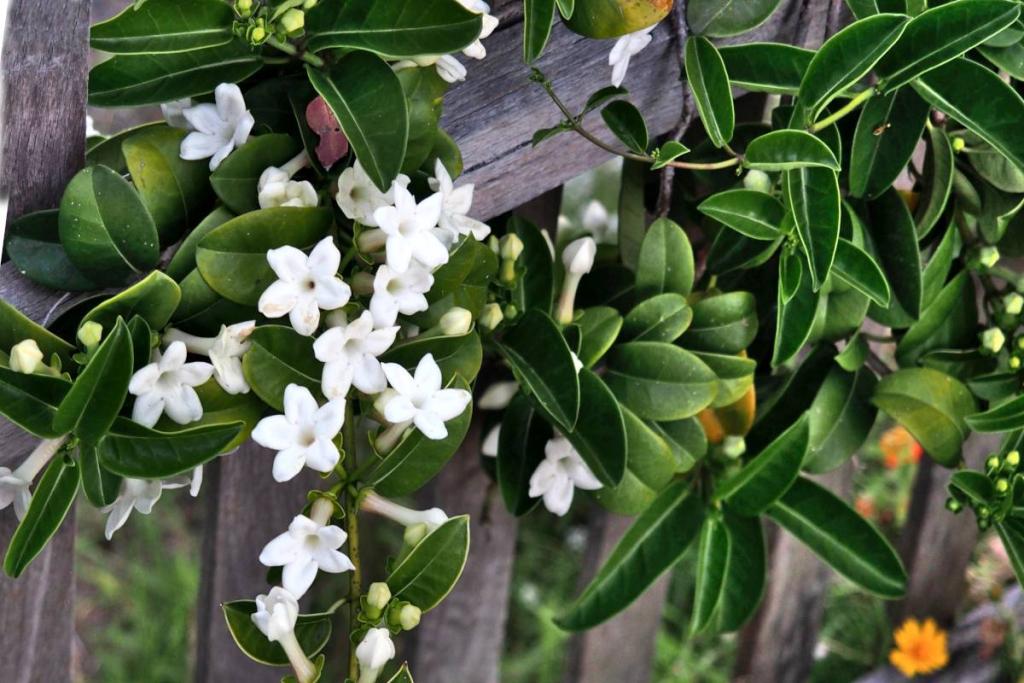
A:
0,1,850,682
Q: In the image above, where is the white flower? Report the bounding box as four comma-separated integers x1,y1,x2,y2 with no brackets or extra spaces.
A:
609,27,654,88
251,384,345,482
161,98,192,129
369,264,433,328
0,437,66,520
85,114,101,138
373,183,447,273
258,167,319,209
9,339,43,374
582,199,618,244
258,237,351,336
478,381,518,410
436,54,468,82
481,424,500,457
129,342,214,428
259,514,355,598
165,321,256,395
440,307,473,336
313,310,399,399
456,0,499,59
379,353,472,440
336,161,410,227
179,83,255,170
356,628,396,683
361,491,449,532
562,236,597,275
528,435,602,516
102,478,163,540
252,586,299,642
428,159,490,243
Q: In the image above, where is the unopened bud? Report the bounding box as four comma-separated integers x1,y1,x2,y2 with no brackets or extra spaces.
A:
280,8,305,34
488,235,500,254
987,454,1001,473
9,339,44,374
981,327,1006,354
952,136,966,153
1012,356,1022,370
235,0,253,16
398,604,421,630
403,522,429,547
504,304,518,319
249,23,268,44
1005,293,1024,316
979,245,1000,269
996,478,1010,494
945,497,963,513
561,236,597,276
302,0,318,8
367,582,392,612
500,234,525,261
478,303,503,331
1007,450,1020,467
78,321,103,349
440,307,472,336
722,435,746,459
742,169,772,193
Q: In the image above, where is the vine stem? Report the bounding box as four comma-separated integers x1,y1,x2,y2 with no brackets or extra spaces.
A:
809,88,874,132
342,400,362,681
266,36,325,68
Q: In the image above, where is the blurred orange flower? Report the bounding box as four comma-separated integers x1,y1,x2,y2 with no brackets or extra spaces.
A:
889,617,949,678
881,426,923,469
855,496,876,519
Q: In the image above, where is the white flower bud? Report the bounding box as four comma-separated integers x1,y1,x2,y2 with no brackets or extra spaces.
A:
280,8,305,33
722,435,747,459
9,339,44,374
404,522,429,547
478,381,518,410
1005,292,1024,316
356,628,396,683
982,327,1006,353
743,169,772,193
979,246,1001,268
367,582,392,611
398,604,421,630
440,307,473,336
561,236,597,276
78,321,104,349
478,303,504,331
500,233,525,260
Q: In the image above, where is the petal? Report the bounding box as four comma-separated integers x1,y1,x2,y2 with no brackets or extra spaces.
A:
272,447,307,482
284,384,319,424
410,232,450,270
180,131,225,161
314,399,346,439
364,326,399,355
215,83,247,122
304,439,340,473
288,294,321,336
308,237,341,278
104,499,135,540
312,327,345,363
381,362,418,396
282,558,318,599
352,355,388,394
543,475,575,516
314,548,355,574
208,143,234,171
316,525,347,548
177,361,214,387
258,280,300,319
611,55,630,88
383,395,417,424
414,412,449,440
267,245,309,282
160,341,188,371
314,277,351,311
567,459,603,491
259,532,302,567
385,235,413,273
425,389,471,421
131,393,165,428
182,103,225,136
252,415,300,451
370,294,400,328
128,364,160,396
232,111,255,147
413,354,442,392
321,361,354,400
528,459,559,498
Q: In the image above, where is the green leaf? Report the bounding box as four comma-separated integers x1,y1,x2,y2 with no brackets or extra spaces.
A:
3,456,79,578
848,88,930,199
863,188,923,318
86,121,163,173
5,210,97,291
791,14,907,127
82,271,182,334
222,601,331,666
0,301,74,367
386,664,415,683
685,36,735,148
979,40,1024,78
896,271,977,366
750,345,835,451
706,228,783,274
421,236,497,323
875,0,1021,92
575,307,623,368
605,342,718,421
242,325,323,412
698,189,785,240
694,350,755,408
88,40,262,106
773,252,820,366
967,395,1024,432
209,134,303,215
719,42,812,95
171,270,256,336
913,57,1024,173
621,293,692,343
306,52,409,192
59,165,160,286
524,0,556,62
0,370,71,439
786,167,840,290
650,417,707,472
305,0,482,56
507,216,555,314
593,407,676,514
744,130,840,171
996,518,1024,587
196,207,333,305
716,416,809,514
635,218,695,299
380,332,482,385
767,477,907,598
687,0,782,37
948,470,994,507
165,206,235,281
682,291,759,354
651,140,691,170
369,377,473,497
872,367,976,466
90,0,235,53
804,366,878,473
497,393,551,516
831,238,891,307
779,248,803,303
53,319,133,444
387,516,470,612
601,100,649,154
99,418,243,478
562,369,628,487
496,309,580,431
691,514,730,635
79,442,122,508
715,512,766,632
618,159,647,271
557,480,704,631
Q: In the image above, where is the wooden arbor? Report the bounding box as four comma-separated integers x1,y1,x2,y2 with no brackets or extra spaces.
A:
0,1,893,682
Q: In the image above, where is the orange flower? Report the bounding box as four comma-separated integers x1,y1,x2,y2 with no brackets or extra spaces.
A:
855,496,876,519
881,426,923,468
890,618,949,678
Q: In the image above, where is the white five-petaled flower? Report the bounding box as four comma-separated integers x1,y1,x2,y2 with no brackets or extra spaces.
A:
369,264,433,328
251,587,318,683
609,27,654,88
456,0,500,60
379,353,472,440
0,437,66,520
313,310,399,399
258,237,351,336
259,514,355,599
529,435,602,516
129,341,214,428
179,83,254,170
335,161,410,227
373,183,447,273
428,159,490,244
251,384,345,482
258,167,319,209
356,628,396,683
165,321,255,395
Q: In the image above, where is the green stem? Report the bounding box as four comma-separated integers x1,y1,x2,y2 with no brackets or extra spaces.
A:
342,400,361,681
810,88,874,132
266,36,325,68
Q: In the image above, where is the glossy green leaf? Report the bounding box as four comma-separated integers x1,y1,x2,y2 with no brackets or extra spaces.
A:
563,369,628,487
651,140,691,169
997,518,1024,587
370,377,473,497
691,515,729,635
863,188,923,318
848,88,930,198
99,418,243,478
650,417,707,472
750,345,835,451
872,367,976,465
53,319,133,444
156,380,263,452
896,271,977,366
165,206,234,281
381,332,482,385
685,36,735,148
621,293,692,343
618,158,646,270
242,325,323,412
79,442,122,508
791,14,907,127
687,0,783,37
223,601,332,666
715,512,766,632
716,415,809,514
575,307,623,368
635,218,695,299
3,456,79,578
719,42,812,95
773,252,820,366
557,480,704,631
88,40,262,106
681,291,758,354
967,136,1024,193
86,121,163,173
693,350,755,408
171,269,256,336
786,167,840,290
507,216,555,315
497,393,551,516
387,516,470,611
831,238,891,307
948,470,994,507
698,189,785,240
0,370,71,439
605,342,718,421
5,210,97,291
82,271,182,334
0,301,74,366
706,228,783,274
496,309,580,431
967,395,1024,432
209,134,303,215
90,0,235,53
307,53,409,192
804,366,878,473
524,0,556,62
779,247,803,303
59,164,160,286
979,40,1024,78
744,130,840,171
593,407,675,514
601,100,649,154
768,477,907,598
196,207,333,305
876,0,1021,91
305,0,482,56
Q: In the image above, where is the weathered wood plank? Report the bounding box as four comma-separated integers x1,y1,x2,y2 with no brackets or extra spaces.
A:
0,2,90,682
